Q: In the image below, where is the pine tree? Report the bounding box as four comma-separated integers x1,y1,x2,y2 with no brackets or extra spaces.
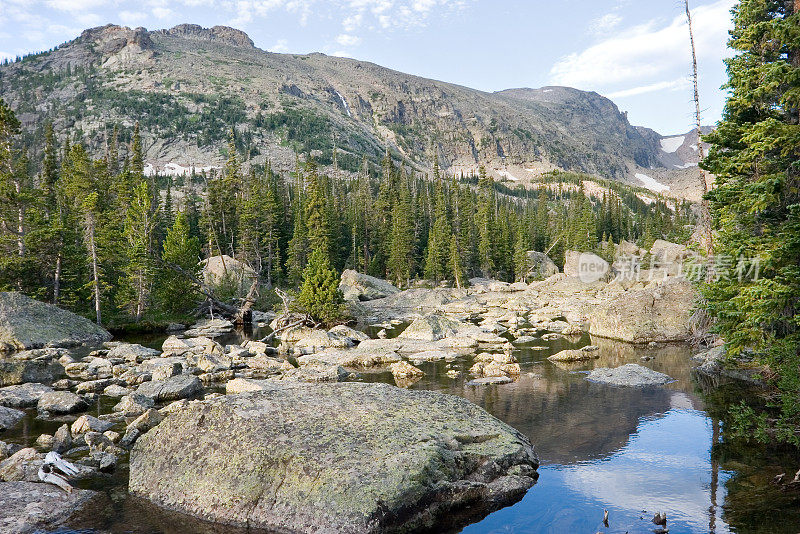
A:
121,180,155,321
157,210,201,316
303,159,332,259
449,234,464,289
297,248,344,324
286,194,308,287
424,179,450,282
388,179,415,287
513,218,530,282
477,167,496,276
701,0,800,443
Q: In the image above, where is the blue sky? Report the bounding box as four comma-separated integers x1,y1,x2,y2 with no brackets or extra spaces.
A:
0,0,736,135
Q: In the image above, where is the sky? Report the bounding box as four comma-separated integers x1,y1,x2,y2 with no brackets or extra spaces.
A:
0,0,737,135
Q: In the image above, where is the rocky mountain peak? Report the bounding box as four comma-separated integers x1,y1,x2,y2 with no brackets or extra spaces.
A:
80,24,153,54
159,24,255,48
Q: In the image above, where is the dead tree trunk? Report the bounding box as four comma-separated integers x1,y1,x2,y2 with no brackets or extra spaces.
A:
685,0,714,259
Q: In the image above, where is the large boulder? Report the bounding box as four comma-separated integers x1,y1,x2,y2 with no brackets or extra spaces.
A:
524,251,559,281
0,292,111,352
0,481,106,534
37,391,87,414
106,343,160,363
398,314,464,341
589,278,696,343
649,239,694,273
563,251,610,282
130,382,538,533
339,269,400,301
200,255,258,296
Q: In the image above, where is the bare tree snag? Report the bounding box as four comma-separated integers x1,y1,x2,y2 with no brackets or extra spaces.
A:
685,0,715,259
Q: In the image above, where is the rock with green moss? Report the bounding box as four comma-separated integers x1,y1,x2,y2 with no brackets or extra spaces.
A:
0,292,111,352
129,382,538,533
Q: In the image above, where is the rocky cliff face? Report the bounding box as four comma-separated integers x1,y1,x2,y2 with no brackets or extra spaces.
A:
0,23,704,196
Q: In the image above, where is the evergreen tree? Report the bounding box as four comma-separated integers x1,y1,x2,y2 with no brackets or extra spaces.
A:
157,211,201,316
121,180,155,321
701,0,800,443
297,248,344,324
449,234,464,289
303,159,332,259
424,179,450,282
286,193,308,287
477,167,496,276
388,179,415,287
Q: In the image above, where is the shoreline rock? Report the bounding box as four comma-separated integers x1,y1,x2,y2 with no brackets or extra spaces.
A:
130,382,538,534
0,292,111,352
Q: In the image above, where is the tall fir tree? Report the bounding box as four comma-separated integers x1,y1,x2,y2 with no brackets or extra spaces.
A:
701,0,800,443
157,210,201,316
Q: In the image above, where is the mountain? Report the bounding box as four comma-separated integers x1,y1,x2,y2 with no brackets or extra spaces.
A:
0,23,707,199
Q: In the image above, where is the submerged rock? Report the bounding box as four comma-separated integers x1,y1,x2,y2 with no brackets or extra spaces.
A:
0,292,111,352
130,382,538,533
547,348,600,362
587,364,674,387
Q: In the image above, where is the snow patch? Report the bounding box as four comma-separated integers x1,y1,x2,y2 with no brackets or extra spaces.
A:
144,163,218,177
542,89,553,93
635,173,670,193
497,170,518,181
690,144,698,151
659,135,685,153
674,162,697,169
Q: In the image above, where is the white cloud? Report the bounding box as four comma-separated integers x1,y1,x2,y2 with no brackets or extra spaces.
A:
45,0,111,12
335,33,361,46
606,78,690,99
549,0,735,89
119,9,147,24
152,6,172,18
342,12,363,31
267,38,289,52
590,13,622,34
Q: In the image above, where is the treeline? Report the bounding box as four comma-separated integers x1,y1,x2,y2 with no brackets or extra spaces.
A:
0,97,692,326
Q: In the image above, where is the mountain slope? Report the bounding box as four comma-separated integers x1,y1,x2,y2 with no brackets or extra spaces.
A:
0,23,704,197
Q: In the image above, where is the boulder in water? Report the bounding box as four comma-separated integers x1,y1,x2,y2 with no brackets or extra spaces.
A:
586,363,674,387
129,382,538,533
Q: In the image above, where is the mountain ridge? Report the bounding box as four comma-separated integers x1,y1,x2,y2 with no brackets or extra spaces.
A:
0,23,707,199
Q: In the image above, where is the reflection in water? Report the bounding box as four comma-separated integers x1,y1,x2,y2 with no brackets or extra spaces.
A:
462,409,730,534
3,329,797,533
